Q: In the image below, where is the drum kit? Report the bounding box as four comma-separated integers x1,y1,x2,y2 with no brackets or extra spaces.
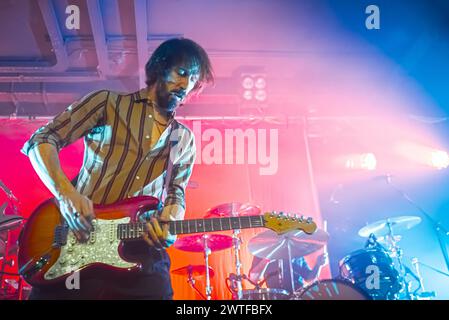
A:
0,178,441,300
172,201,439,300
339,215,436,300
172,202,333,300
0,180,28,300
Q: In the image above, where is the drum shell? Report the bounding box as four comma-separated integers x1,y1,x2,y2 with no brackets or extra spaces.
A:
292,279,371,300
339,248,401,300
240,288,290,300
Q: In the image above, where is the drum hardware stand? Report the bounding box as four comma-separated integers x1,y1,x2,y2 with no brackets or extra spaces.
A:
202,234,213,300
185,265,207,300
385,175,449,274
385,220,413,300
232,228,243,300
287,236,296,294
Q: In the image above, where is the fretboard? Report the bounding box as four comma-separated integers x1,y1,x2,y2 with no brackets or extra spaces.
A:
117,215,265,240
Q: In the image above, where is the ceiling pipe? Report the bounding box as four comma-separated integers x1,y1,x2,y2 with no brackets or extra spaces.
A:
0,0,68,73
86,0,110,79
134,0,149,88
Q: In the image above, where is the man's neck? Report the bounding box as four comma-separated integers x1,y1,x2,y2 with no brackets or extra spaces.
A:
146,86,171,122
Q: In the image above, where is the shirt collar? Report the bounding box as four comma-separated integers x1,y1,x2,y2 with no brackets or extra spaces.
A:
134,87,176,118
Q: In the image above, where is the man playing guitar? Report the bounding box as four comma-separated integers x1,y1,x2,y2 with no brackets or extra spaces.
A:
21,38,213,299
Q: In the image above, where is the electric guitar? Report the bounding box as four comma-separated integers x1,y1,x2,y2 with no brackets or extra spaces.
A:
18,196,317,287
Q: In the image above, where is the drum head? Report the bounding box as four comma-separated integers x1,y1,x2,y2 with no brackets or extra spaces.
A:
339,248,401,300
296,279,371,300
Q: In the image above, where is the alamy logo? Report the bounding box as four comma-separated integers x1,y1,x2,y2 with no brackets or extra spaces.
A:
365,5,380,30
65,271,80,290
65,5,80,30
365,265,380,290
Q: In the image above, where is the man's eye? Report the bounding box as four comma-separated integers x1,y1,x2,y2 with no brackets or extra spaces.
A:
178,69,186,76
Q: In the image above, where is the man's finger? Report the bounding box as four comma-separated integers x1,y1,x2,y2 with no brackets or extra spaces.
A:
61,204,82,240
151,218,164,239
146,222,161,246
142,233,154,246
88,199,96,219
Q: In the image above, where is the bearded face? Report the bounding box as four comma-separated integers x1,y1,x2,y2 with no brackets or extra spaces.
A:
154,65,199,114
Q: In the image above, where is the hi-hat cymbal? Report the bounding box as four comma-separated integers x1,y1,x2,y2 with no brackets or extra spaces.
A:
174,234,233,252
172,265,215,278
248,229,329,260
204,203,261,218
358,216,422,238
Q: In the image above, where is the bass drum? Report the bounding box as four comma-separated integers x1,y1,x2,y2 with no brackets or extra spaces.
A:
240,288,290,300
292,279,371,300
339,248,401,300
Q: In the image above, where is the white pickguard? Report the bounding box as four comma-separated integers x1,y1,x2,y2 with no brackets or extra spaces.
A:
44,217,137,280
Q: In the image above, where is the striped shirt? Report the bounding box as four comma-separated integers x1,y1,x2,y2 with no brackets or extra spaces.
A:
21,88,196,210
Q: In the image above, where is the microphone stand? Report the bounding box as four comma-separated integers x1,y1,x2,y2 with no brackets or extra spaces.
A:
385,175,449,274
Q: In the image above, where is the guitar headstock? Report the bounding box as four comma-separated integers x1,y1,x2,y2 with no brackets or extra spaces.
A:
263,212,317,235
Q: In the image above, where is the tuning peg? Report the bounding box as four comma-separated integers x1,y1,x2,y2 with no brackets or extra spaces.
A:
306,217,313,223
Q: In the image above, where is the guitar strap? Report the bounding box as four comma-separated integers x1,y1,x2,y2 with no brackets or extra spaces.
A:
158,122,177,216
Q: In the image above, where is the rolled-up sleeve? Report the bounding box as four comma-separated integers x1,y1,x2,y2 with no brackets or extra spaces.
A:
21,90,108,156
164,130,196,210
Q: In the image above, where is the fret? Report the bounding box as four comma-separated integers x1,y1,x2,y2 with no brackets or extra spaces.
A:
115,214,269,240
138,223,143,237
188,220,196,234
230,217,240,230
172,220,176,235
220,218,230,230
259,215,264,227
204,219,212,232
197,219,205,233
177,220,182,234
249,216,259,228
240,216,251,229
211,218,220,232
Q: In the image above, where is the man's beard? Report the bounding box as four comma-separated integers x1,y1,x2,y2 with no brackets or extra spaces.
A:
155,81,181,114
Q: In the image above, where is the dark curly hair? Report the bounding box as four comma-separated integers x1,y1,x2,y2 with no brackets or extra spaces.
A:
145,38,214,93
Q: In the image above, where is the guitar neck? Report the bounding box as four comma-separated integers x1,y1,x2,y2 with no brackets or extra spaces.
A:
117,216,265,240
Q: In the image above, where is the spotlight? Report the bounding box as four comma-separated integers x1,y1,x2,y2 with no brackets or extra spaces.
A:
255,90,267,102
431,150,449,170
242,77,254,90
255,77,266,89
239,72,267,106
344,153,377,171
243,90,253,101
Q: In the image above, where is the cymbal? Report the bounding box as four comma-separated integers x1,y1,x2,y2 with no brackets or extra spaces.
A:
204,202,261,218
358,216,422,238
0,213,23,232
172,265,215,278
174,234,233,252
248,229,329,260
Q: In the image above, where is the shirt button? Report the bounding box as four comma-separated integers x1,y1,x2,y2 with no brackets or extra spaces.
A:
148,115,152,118
136,176,140,180
145,135,150,139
